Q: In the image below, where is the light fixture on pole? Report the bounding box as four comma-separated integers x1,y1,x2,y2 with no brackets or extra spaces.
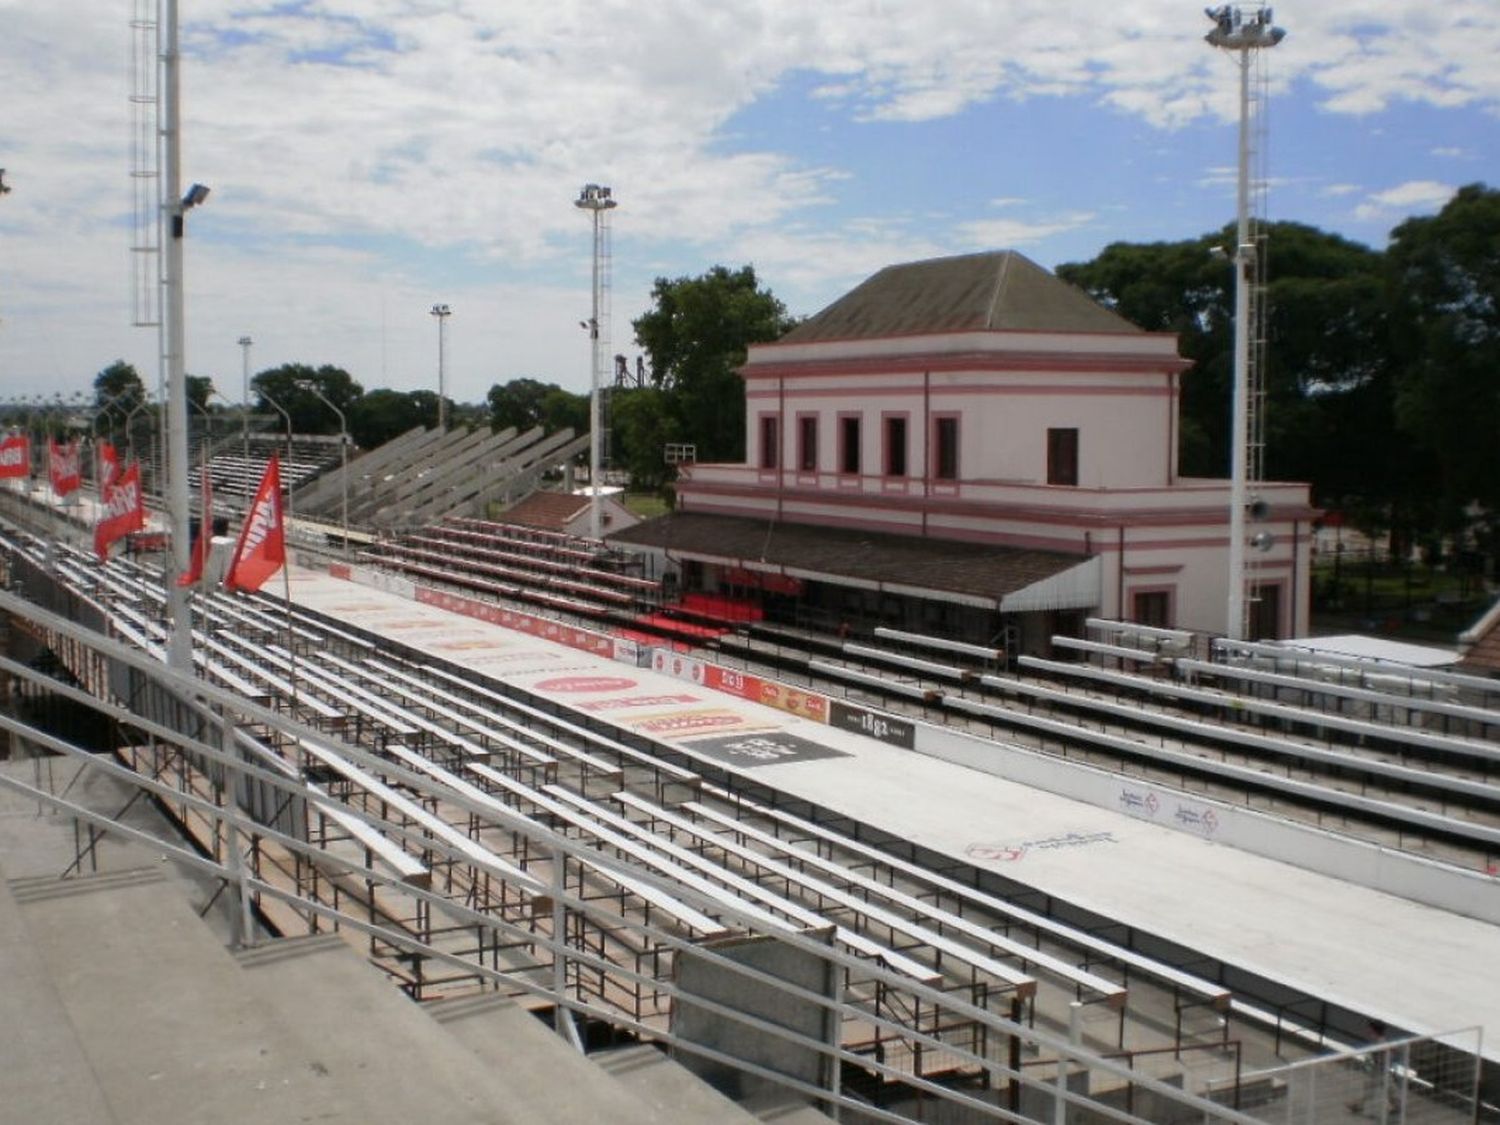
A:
298,381,349,562
1204,4,1284,641
430,304,451,432
574,183,617,541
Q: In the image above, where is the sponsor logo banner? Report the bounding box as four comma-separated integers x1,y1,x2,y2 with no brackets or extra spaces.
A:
828,700,914,748
415,588,615,657
965,830,1118,864
681,731,850,768
576,693,702,713
0,433,31,479
534,675,638,694
626,707,770,739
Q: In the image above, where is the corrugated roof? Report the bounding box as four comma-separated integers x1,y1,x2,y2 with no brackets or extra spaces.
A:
778,251,1139,344
501,490,590,532
611,511,1088,607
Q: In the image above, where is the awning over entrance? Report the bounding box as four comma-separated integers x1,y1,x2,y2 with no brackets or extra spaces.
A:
611,511,1094,612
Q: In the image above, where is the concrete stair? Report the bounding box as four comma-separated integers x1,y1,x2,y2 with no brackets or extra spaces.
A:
0,855,685,1124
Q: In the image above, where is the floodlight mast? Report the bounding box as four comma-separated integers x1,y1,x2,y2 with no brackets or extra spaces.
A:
574,183,616,541
1205,4,1284,641
160,0,200,673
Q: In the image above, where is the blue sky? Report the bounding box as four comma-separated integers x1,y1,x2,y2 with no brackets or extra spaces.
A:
0,2,1496,407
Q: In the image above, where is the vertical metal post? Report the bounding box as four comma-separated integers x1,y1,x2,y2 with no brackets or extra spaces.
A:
1226,45,1252,641
160,0,192,672
238,335,252,505
551,844,583,1051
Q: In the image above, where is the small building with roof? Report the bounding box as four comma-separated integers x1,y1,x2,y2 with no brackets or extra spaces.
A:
612,251,1317,653
501,488,639,540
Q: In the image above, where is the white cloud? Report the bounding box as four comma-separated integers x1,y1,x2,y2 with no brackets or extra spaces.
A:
2,1,1498,402
1351,180,1456,222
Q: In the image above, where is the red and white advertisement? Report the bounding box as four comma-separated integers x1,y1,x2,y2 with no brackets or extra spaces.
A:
48,437,81,496
97,441,119,491
176,470,213,587
93,462,145,560
413,588,617,658
0,433,31,480
224,455,285,592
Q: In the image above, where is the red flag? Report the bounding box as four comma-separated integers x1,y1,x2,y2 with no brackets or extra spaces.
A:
224,455,285,593
0,433,31,480
93,461,145,560
49,438,82,497
98,441,119,491
176,470,213,587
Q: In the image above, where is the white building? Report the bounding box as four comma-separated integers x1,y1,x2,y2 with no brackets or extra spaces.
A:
615,251,1317,651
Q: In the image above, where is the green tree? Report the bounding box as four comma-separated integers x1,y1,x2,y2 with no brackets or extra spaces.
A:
185,374,214,413
487,377,553,434
1057,223,1394,510
348,388,430,448
1386,183,1500,543
92,360,147,412
631,264,796,463
610,387,675,491
251,363,363,436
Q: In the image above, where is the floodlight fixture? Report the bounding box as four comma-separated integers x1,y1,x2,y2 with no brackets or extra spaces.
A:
1204,5,1285,49
182,182,211,208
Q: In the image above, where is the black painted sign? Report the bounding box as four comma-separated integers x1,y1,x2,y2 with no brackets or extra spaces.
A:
829,700,916,749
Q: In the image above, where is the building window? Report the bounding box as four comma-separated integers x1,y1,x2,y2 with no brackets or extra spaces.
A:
798,415,818,472
759,415,779,470
933,416,959,481
840,415,861,475
884,415,907,477
1047,427,1078,486
1132,590,1171,628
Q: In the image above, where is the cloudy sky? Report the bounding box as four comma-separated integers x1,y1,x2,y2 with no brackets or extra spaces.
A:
1,1,1497,406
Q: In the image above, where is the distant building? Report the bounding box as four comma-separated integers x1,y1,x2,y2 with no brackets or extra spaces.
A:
614,251,1317,652
501,488,638,540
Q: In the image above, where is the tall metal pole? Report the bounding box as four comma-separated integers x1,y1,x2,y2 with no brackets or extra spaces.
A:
1206,5,1283,640
574,184,616,541
161,0,193,672
238,335,252,505
430,304,450,432
300,382,348,562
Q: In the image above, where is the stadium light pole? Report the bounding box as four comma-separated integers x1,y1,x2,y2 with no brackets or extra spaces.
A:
260,388,295,527
430,304,450,432
238,335,253,504
298,381,348,561
1205,4,1284,640
574,183,616,541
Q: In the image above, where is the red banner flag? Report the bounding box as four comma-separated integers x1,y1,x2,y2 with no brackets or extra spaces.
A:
93,461,145,560
49,437,82,497
97,441,119,491
0,433,31,480
224,455,285,593
176,469,214,588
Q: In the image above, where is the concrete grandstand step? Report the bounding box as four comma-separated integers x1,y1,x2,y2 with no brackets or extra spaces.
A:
0,865,115,1124
10,862,366,1125
424,992,683,1125
591,1043,769,1124
232,932,554,1123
